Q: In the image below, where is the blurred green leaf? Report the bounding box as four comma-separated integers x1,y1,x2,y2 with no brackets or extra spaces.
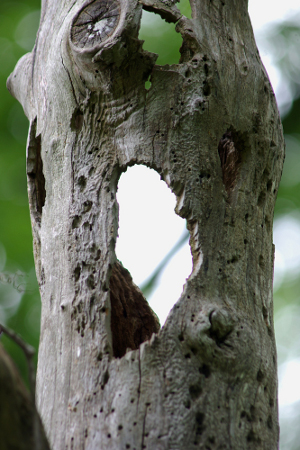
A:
0,0,40,383
282,96,300,135
139,0,192,66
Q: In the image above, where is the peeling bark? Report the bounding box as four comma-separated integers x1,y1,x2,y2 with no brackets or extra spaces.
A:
7,0,284,448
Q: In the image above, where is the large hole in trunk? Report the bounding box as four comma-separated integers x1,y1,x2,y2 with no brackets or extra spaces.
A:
110,165,192,358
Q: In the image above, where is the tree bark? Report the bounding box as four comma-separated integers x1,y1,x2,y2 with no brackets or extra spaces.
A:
7,0,284,448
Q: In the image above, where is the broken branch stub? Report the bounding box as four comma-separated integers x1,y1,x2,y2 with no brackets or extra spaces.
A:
7,0,283,448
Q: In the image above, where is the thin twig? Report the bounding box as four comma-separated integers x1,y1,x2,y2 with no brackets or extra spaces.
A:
0,323,36,400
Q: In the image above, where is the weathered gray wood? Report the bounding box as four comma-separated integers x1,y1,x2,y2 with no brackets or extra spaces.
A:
7,0,284,448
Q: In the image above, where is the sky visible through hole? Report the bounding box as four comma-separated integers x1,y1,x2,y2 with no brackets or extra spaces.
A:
115,165,192,325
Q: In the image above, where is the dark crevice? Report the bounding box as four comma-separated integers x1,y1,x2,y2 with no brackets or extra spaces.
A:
208,310,234,347
71,108,84,131
26,118,46,225
101,370,109,390
189,382,202,400
199,364,211,378
109,261,160,358
218,130,242,194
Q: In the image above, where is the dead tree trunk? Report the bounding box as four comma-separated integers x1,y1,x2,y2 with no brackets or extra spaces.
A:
8,0,284,448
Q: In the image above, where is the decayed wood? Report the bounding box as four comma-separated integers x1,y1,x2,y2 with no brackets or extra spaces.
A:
7,0,284,448
110,261,160,358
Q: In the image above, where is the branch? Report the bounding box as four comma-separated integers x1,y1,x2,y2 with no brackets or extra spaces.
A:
0,323,36,400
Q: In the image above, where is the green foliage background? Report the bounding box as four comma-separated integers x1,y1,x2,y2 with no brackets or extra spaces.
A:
0,0,41,385
0,1,300,448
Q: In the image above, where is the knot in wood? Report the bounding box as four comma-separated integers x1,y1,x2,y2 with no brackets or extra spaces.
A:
71,0,120,49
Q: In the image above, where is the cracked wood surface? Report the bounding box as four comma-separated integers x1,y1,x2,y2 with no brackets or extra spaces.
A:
7,0,284,448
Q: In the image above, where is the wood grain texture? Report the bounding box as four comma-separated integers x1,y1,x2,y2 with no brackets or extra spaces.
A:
71,0,120,49
7,0,284,448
